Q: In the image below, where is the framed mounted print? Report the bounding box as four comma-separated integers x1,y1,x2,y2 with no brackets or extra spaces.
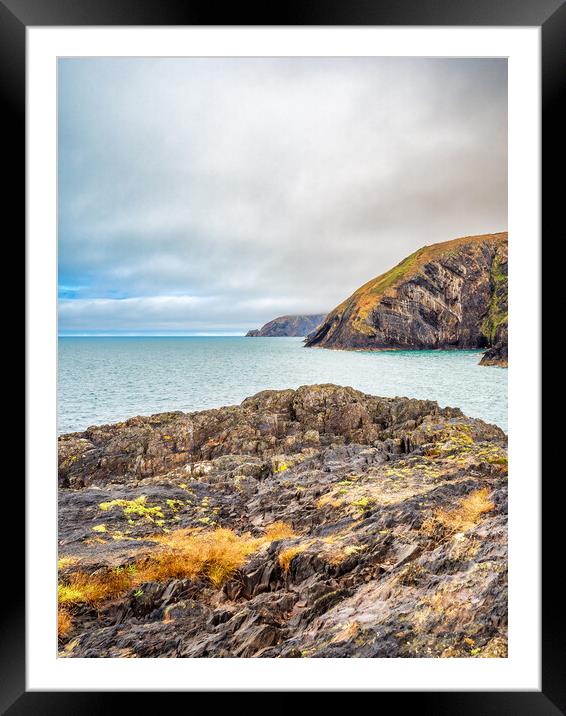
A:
8,0,556,709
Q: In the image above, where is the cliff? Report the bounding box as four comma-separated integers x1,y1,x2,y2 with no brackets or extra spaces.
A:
246,314,326,337
58,385,507,658
305,233,507,366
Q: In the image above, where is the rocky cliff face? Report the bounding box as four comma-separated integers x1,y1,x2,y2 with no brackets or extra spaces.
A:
58,385,507,658
246,314,326,337
305,233,507,365
478,243,508,366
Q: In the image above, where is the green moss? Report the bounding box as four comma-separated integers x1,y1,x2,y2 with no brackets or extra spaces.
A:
482,253,508,344
351,496,374,509
60,454,79,469
99,496,164,523
166,499,184,511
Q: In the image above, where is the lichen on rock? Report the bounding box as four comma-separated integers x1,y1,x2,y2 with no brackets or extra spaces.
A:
58,384,507,658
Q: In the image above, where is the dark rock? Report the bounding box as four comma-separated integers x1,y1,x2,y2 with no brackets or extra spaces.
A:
246,314,326,337
305,233,508,367
58,385,507,659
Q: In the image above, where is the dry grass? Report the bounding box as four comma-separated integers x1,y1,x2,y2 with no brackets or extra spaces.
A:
278,544,308,572
58,568,132,606
316,494,343,509
58,522,297,606
326,543,364,566
142,527,265,587
429,488,495,534
58,608,72,638
57,556,77,570
264,521,296,541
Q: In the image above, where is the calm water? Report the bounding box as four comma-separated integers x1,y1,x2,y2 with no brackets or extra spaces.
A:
58,337,507,434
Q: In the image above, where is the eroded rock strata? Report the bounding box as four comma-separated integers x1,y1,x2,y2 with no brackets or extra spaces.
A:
58,385,507,658
305,233,508,366
246,314,326,337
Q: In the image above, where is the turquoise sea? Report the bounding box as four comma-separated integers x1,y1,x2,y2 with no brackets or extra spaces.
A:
58,337,507,434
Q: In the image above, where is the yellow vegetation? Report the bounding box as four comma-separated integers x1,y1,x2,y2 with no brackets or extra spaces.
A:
428,488,495,533
99,496,164,523
351,496,374,510
142,527,265,587
58,522,297,608
58,609,72,638
58,568,132,606
57,556,77,570
264,521,296,541
316,494,343,509
278,544,308,572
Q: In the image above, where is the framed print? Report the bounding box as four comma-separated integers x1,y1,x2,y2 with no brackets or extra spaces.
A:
8,0,556,709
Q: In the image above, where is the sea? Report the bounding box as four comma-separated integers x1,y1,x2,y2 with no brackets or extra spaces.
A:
58,337,507,435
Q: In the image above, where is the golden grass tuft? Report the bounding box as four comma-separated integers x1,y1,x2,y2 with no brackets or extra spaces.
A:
142,527,265,587
316,494,343,509
264,521,296,541
58,608,72,639
58,568,132,606
431,488,495,533
278,544,308,573
58,523,298,607
326,544,364,566
57,556,77,570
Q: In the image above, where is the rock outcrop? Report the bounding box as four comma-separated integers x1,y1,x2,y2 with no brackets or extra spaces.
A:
246,314,326,337
305,233,508,366
479,340,508,367
58,385,507,658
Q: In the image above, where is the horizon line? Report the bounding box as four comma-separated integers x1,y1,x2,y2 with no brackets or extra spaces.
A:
58,332,249,338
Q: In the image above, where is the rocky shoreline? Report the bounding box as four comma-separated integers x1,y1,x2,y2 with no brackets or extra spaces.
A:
479,341,508,367
58,384,507,658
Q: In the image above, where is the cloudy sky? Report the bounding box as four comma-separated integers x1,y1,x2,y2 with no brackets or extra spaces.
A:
58,57,507,335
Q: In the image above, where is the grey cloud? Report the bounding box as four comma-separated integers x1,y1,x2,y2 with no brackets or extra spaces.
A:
58,57,507,334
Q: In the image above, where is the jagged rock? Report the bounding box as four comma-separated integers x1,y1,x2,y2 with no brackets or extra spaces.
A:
58,384,472,488
480,339,508,366
58,385,507,658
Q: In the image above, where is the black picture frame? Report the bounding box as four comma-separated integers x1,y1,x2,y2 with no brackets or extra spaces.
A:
8,0,555,710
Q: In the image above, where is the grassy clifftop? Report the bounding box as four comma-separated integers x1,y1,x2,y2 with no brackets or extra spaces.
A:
306,232,508,363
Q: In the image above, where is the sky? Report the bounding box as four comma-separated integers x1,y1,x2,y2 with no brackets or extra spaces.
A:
58,57,507,335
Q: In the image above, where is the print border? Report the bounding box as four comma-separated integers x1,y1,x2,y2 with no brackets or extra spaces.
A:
7,0,556,710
